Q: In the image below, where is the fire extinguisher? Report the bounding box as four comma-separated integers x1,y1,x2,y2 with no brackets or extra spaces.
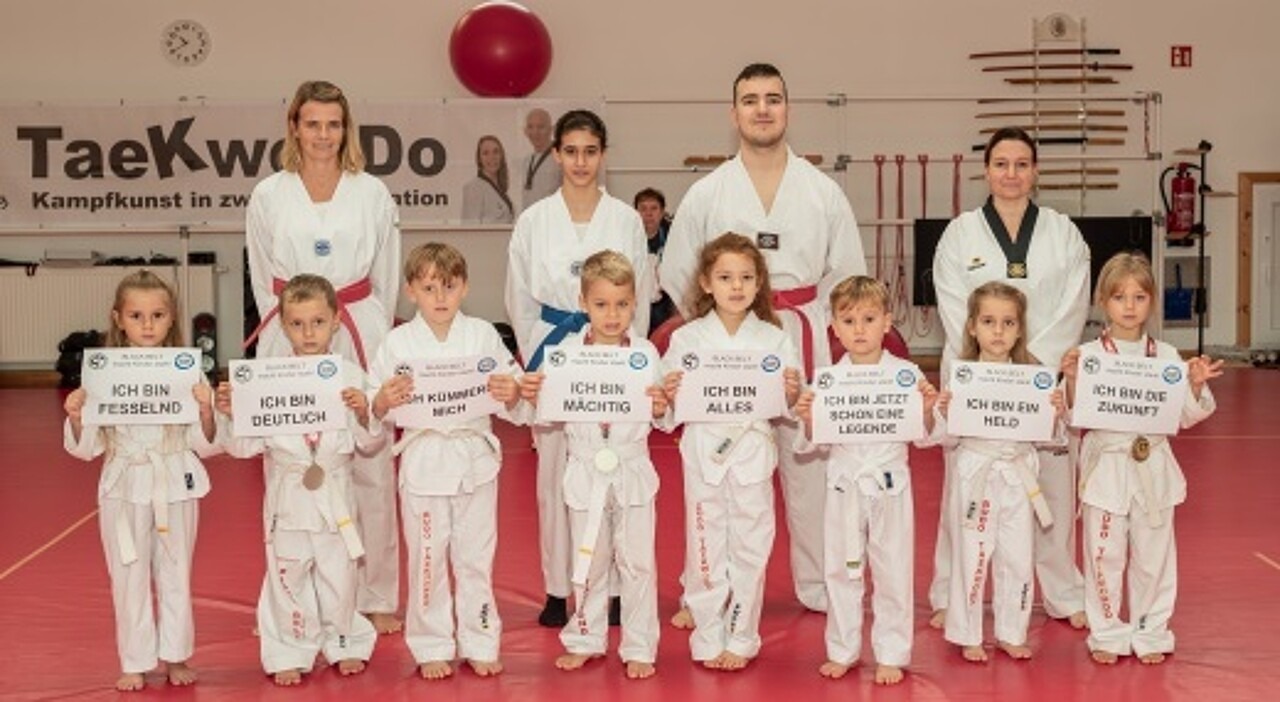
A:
1160,162,1200,236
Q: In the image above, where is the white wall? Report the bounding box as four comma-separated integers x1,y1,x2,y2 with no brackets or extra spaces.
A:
3,0,1277,360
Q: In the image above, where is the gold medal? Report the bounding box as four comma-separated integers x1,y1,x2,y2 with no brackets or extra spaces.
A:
1130,436,1150,462
302,463,325,491
1007,262,1027,279
594,447,619,474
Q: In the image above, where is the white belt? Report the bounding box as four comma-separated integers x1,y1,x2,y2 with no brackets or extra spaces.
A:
268,461,364,560
1080,434,1169,528
570,442,650,590
961,442,1053,529
835,461,898,581
702,423,775,485
112,446,181,566
393,425,497,456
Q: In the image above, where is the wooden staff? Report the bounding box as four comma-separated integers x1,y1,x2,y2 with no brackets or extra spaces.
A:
970,137,1125,151
1037,182,1119,191
982,62,1133,72
970,48,1121,59
1005,76,1118,85
975,109,1125,118
979,124,1128,133
968,167,1121,181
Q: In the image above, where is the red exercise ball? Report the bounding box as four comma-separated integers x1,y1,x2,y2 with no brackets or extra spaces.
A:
449,2,553,97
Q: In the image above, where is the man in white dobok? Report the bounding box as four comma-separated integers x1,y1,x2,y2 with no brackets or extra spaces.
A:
660,62,866,614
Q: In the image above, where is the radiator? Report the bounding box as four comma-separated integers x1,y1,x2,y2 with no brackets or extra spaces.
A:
0,265,216,367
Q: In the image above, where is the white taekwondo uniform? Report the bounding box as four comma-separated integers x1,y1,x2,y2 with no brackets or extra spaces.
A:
659,148,865,610
246,169,403,617
930,199,1090,618
505,189,652,600
663,311,801,661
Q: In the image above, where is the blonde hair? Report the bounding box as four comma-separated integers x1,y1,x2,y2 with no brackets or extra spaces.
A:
107,270,182,348
688,232,779,326
579,250,635,296
830,275,891,315
1094,251,1156,306
404,242,468,283
280,273,338,315
961,281,1034,364
280,80,365,173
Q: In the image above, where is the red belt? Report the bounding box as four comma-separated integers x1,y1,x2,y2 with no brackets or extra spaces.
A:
243,276,374,369
772,285,818,381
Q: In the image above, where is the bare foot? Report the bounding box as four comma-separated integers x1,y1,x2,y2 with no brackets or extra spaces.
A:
555,653,600,671
1068,611,1088,629
705,650,749,671
116,673,146,691
929,609,946,629
670,607,694,630
419,661,454,680
875,664,904,685
625,661,656,679
364,612,403,634
962,645,989,663
273,669,304,686
467,659,503,677
337,658,366,676
1139,652,1167,665
997,641,1033,660
1091,650,1119,665
165,661,197,686
818,660,852,679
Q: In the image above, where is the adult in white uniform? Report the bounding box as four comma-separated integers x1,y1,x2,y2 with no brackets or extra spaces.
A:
659,63,865,611
460,135,514,224
218,361,381,683
929,127,1090,627
505,109,654,626
519,108,562,211
245,81,402,633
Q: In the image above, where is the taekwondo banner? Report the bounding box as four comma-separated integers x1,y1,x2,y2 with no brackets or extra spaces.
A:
0,98,600,230
673,349,787,424
810,364,925,444
947,361,1058,441
81,347,202,425
228,354,346,437
1070,352,1188,435
536,345,656,423
389,355,504,429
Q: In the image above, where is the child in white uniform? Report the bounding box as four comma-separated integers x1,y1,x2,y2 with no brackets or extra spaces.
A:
371,243,524,680
504,110,653,627
216,274,381,685
793,276,939,684
936,281,1066,662
1061,252,1222,664
521,251,669,679
63,270,219,692
662,233,802,671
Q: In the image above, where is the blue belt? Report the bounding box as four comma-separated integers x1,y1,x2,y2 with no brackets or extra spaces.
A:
527,304,588,371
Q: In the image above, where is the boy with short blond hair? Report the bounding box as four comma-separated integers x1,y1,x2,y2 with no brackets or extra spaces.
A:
369,242,524,680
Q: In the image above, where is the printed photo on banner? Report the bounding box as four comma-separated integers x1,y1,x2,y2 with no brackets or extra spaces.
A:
947,361,1058,441
389,354,504,429
536,345,656,423
228,354,346,437
1071,352,1189,435
81,347,202,425
674,349,786,424
811,364,924,444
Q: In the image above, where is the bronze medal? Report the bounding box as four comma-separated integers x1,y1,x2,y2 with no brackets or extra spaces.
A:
1007,261,1028,279
302,463,325,491
1130,436,1150,462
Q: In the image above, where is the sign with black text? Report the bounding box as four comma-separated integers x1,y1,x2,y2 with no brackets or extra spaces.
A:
947,361,1058,441
537,345,655,423
229,355,345,437
811,364,924,444
81,347,201,425
390,355,504,429
1071,353,1188,435
673,349,787,424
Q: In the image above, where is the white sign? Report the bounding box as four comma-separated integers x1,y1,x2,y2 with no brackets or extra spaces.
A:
811,364,924,444
673,349,787,424
81,347,202,425
229,355,346,437
947,361,1058,441
1071,352,1188,435
390,355,504,429
537,345,656,423
0,99,599,230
